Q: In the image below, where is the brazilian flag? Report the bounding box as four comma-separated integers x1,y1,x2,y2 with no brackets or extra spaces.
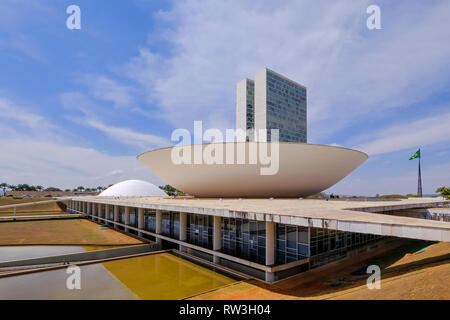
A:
409,149,420,160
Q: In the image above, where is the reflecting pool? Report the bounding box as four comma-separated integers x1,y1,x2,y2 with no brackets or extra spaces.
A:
0,252,236,299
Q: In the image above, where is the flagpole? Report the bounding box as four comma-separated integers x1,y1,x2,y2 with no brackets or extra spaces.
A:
418,148,422,197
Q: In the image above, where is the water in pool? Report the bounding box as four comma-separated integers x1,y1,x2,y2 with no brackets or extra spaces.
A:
0,252,236,299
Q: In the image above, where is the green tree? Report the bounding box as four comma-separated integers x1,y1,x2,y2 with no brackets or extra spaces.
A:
44,187,62,192
0,183,8,196
15,184,36,191
159,185,185,196
436,186,450,199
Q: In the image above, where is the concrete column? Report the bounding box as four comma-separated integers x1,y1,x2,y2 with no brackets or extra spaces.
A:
265,221,275,282
105,204,110,225
138,208,144,237
179,212,187,251
155,210,162,244
94,203,99,221
213,216,222,264
114,205,119,229
124,207,130,232
98,204,103,224
87,202,91,215
92,203,97,221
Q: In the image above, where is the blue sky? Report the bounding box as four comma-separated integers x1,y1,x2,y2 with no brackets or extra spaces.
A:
0,0,449,195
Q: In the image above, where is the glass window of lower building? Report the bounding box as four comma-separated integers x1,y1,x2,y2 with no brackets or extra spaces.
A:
129,208,137,228
222,218,266,265
309,227,384,268
144,209,156,232
119,206,125,224
186,213,213,249
108,206,114,221
161,211,179,239
275,224,309,265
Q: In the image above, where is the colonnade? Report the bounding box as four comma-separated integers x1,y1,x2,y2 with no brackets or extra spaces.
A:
67,199,276,281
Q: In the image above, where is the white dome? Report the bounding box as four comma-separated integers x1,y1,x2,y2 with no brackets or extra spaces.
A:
99,180,167,197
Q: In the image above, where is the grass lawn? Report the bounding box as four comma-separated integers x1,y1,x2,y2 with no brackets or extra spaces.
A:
0,197,64,214
0,210,64,217
0,219,143,246
0,197,52,206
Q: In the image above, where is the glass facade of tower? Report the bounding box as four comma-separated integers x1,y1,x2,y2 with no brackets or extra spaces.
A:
236,68,307,143
245,80,255,141
265,70,307,142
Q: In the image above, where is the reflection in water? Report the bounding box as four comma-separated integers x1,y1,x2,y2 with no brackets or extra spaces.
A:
0,246,86,262
0,263,137,300
102,253,235,300
0,245,118,263
0,252,235,300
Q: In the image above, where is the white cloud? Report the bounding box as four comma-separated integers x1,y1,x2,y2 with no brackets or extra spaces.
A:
0,95,165,189
0,97,46,129
327,161,450,196
59,91,169,149
83,74,135,108
354,111,450,155
0,136,164,189
84,118,170,149
121,0,450,140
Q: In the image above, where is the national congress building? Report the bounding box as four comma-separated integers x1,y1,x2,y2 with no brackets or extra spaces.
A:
67,68,450,282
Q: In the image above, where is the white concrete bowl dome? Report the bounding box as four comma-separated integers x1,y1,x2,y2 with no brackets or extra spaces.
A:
137,142,368,198
99,179,167,197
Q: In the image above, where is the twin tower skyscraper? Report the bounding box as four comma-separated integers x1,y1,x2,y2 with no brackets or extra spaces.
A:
236,67,307,143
